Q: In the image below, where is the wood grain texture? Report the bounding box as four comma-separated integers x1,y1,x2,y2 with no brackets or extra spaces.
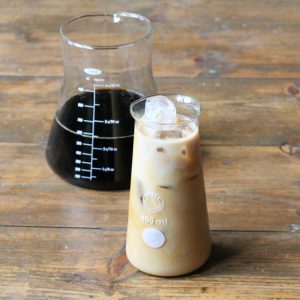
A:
0,143,299,232
0,228,299,299
1,0,300,298
1,77,300,146
0,0,300,78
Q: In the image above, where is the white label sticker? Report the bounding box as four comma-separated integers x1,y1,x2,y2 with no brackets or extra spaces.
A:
142,228,166,249
84,68,102,76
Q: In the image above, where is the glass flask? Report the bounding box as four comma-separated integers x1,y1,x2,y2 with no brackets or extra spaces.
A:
126,94,211,276
46,13,156,190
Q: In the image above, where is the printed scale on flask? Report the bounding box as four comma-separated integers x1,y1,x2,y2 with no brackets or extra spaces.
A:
74,85,119,180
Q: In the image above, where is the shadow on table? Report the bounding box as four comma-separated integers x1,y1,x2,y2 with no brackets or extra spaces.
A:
191,242,237,275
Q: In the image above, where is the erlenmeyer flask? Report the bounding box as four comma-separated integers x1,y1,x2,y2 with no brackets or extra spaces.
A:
126,94,211,276
46,12,156,190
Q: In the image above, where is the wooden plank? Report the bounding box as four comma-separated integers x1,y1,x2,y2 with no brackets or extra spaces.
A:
161,78,300,147
1,0,299,297
1,77,300,146
1,0,300,23
0,0,300,78
0,77,58,144
0,227,299,299
0,143,299,232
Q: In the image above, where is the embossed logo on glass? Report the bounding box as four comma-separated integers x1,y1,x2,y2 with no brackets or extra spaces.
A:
142,192,164,213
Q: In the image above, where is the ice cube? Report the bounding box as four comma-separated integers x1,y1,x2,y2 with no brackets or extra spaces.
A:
144,95,176,124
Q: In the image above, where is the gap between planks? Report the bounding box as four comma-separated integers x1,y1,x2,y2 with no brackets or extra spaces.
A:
0,224,298,234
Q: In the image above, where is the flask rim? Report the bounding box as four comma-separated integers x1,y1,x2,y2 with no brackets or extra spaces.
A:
60,12,153,50
130,94,202,128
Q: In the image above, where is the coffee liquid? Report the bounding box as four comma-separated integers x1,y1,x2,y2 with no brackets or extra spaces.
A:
126,122,211,276
46,89,141,190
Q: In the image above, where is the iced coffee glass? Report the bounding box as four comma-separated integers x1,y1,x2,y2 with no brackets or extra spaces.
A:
126,94,211,277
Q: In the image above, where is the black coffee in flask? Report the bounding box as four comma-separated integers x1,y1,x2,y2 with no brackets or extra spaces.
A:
46,13,156,189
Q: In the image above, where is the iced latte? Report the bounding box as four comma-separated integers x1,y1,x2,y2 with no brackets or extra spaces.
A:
126,95,211,277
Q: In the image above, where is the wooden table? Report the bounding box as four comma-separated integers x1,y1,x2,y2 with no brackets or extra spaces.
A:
1,0,300,299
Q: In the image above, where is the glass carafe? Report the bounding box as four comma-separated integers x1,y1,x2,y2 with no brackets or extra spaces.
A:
46,13,156,190
126,94,211,276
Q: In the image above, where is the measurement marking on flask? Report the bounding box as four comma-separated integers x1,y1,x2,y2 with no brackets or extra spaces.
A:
105,120,120,124
78,118,120,124
89,86,97,180
92,167,115,172
76,151,96,157
76,130,93,136
75,159,93,166
74,174,96,179
75,141,92,146
78,102,100,108
93,147,118,152
79,175,97,179
74,84,119,181
78,103,93,108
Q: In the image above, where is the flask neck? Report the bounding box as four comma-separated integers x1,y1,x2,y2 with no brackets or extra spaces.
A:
60,13,156,101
